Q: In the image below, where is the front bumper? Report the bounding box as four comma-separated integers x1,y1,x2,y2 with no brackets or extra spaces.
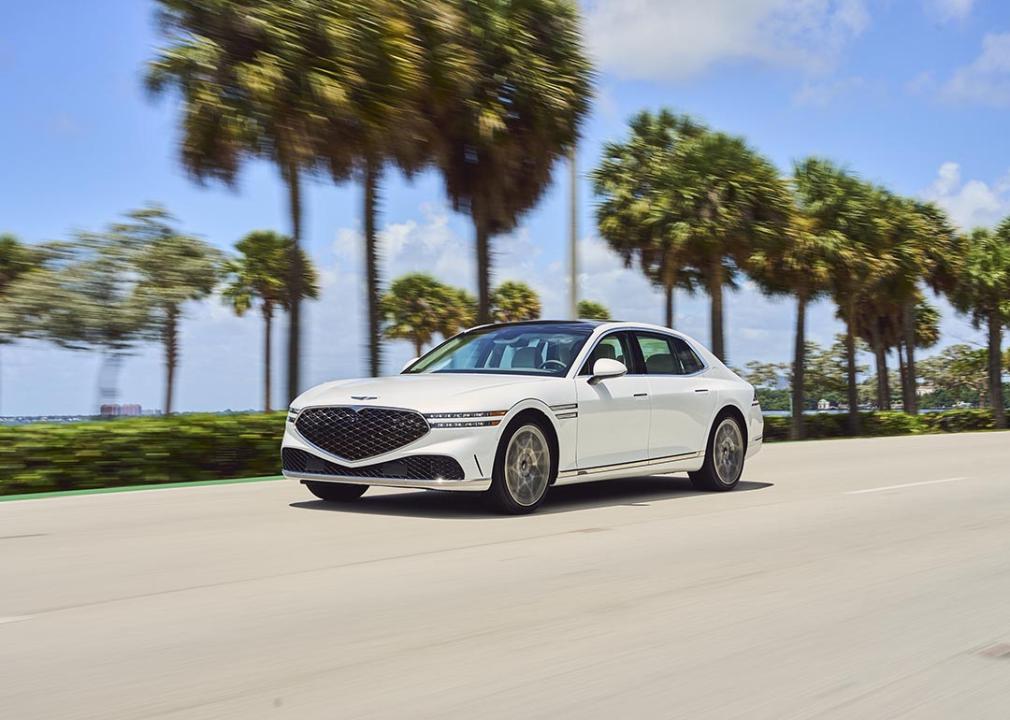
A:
281,414,498,492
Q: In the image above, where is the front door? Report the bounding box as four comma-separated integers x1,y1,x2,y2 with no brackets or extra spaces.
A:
575,332,651,469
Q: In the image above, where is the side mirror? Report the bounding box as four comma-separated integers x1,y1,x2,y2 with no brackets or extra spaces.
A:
401,357,418,373
589,358,627,384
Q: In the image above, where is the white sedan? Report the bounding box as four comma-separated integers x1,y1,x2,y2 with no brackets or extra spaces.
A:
282,320,763,514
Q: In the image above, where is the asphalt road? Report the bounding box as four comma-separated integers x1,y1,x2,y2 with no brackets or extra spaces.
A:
2,432,1010,719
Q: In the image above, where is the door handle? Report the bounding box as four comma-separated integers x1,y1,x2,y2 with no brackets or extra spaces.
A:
694,388,710,393
633,392,648,398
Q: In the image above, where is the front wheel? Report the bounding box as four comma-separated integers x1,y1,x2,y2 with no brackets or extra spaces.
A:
487,418,555,514
304,480,368,502
690,415,746,492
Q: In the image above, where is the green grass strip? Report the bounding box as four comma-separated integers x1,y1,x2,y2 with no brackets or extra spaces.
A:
0,474,283,502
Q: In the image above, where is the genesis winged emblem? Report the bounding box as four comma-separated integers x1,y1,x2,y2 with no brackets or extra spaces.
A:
350,395,378,401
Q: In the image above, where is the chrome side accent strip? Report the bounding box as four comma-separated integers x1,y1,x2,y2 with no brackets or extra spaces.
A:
556,451,701,479
555,412,578,420
549,403,579,411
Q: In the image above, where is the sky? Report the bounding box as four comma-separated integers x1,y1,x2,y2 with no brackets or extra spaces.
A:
2,0,1010,415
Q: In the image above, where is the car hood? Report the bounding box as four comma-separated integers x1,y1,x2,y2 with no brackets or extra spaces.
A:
292,373,561,414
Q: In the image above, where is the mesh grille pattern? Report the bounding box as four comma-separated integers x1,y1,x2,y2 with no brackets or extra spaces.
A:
282,448,464,481
295,406,428,460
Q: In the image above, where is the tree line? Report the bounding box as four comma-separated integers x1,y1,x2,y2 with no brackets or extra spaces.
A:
591,109,1010,435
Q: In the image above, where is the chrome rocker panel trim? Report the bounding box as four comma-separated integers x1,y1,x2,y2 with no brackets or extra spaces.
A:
283,470,492,492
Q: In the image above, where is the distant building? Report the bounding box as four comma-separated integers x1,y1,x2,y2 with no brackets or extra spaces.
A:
817,398,831,411
100,404,143,417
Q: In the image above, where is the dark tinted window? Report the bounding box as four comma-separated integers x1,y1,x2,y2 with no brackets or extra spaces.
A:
634,334,682,375
580,333,632,375
671,337,705,374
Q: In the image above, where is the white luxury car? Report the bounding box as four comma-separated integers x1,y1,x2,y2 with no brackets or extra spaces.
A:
282,320,763,514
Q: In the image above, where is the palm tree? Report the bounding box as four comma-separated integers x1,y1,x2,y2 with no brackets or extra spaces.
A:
121,207,222,415
591,110,704,328
491,281,542,323
746,210,835,439
434,0,593,323
577,299,611,321
147,1,334,403
0,234,44,414
947,225,1010,428
671,130,794,362
223,231,318,411
381,273,474,357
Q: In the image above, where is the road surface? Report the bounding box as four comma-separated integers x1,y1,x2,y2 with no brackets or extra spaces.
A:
2,432,1009,719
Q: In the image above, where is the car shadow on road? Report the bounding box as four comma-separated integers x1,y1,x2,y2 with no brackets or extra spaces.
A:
289,476,773,520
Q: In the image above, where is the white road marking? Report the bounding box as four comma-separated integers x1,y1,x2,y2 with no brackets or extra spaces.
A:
0,615,32,625
846,477,969,495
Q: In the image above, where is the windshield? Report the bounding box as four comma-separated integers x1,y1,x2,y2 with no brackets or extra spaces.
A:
406,323,593,377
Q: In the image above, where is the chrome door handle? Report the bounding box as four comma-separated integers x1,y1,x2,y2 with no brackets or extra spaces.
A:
633,392,648,398
694,388,710,393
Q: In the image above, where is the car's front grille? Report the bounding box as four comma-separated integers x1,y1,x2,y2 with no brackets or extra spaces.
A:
282,448,464,481
294,406,428,460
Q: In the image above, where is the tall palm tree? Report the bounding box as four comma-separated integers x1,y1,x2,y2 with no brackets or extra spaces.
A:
223,230,318,411
670,130,794,362
434,0,593,323
0,234,44,414
381,273,474,357
591,110,704,328
746,211,835,439
147,0,335,402
947,225,1010,428
490,281,542,323
121,207,222,415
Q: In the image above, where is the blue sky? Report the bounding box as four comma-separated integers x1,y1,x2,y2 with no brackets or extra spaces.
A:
2,0,1010,415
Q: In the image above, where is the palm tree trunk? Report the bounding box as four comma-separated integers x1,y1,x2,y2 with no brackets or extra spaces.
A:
844,299,861,434
364,160,383,377
903,301,918,414
284,163,303,404
263,303,273,412
164,305,178,415
414,339,423,358
708,260,725,361
791,294,807,441
664,282,675,329
475,216,492,324
873,338,889,411
988,312,1006,429
897,341,909,410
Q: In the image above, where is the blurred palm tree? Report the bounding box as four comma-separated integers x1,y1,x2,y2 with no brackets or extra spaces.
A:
947,225,1010,428
746,209,836,439
122,207,222,415
381,273,474,357
434,0,593,323
223,230,318,411
577,299,611,321
591,110,703,329
0,234,45,414
491,281,541,323
147,0,332,402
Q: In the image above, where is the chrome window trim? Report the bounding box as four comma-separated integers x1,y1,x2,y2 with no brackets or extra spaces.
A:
571,327,710,378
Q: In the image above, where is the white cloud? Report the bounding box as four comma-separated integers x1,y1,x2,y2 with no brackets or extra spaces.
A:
923,161,1010,230
583,0,869,82
793,75,867,107
924,0,973,22
941,33,1010,106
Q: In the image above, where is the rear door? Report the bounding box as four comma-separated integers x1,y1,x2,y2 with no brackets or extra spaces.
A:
631,332,716,459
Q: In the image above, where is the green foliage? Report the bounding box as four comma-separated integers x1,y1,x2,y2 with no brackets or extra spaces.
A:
762,409,1000,442
381,273,475,355
490,281,542,323
576,299,611,321
0,413,286,496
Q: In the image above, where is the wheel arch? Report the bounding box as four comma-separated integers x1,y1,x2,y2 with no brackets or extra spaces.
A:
496,406,561,484
711,403,749,453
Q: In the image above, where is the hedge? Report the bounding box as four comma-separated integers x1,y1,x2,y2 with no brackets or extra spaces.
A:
0,408,1003,496
0,412,286,496
762,409,998,442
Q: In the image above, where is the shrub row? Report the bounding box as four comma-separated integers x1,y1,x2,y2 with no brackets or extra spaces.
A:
0,409,1002,496
762,409,998,442
0,412,286,496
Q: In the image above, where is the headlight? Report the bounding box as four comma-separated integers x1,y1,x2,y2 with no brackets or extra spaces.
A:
424,410,507,428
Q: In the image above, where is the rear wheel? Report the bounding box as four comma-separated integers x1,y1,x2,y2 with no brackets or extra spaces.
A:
304,481,368,502
487,419,554,514
690,415,745,492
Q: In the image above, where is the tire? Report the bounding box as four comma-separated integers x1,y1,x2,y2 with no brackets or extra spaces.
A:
304,480,368,502
486,417,556,515
690,414,746,492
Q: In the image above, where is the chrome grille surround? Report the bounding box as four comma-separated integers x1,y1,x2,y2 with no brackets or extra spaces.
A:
294,406,429,461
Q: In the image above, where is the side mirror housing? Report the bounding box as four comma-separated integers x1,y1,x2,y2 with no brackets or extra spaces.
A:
589,358,628,384
401,357,419,373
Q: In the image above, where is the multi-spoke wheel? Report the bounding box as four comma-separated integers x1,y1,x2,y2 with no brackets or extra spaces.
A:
488,418,555,514
690,414,746,492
